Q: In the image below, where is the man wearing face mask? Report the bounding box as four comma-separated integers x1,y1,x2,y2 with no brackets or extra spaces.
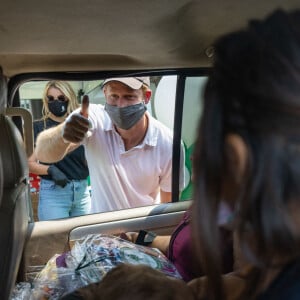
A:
35,77,185,213
28,81,91,220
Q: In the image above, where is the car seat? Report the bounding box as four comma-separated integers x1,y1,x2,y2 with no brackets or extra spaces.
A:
0,68,30,299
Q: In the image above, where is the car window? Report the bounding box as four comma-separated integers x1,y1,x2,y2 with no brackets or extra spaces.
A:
179,76,206,200
17,73,206,221
155,75,207,201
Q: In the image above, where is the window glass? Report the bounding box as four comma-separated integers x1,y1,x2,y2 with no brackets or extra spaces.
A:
180,76,207,200
18,74,207,220
19,76,178,220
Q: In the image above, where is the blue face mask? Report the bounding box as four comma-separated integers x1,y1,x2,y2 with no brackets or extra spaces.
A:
48,100,68,117
104,102,147,130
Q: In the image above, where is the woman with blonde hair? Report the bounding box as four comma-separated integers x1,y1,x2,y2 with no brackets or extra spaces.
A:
28,80,91,220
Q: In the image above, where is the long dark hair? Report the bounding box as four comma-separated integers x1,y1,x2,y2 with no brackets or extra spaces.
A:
192,9,300,300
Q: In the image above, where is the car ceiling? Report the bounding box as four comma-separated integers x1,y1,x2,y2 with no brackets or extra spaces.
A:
0,0,299,77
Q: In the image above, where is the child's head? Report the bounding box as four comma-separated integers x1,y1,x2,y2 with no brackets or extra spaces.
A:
77,264,195,300
192,8,300,297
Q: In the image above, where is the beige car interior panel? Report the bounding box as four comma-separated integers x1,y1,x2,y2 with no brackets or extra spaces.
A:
1,1,299,77
25,201,191,268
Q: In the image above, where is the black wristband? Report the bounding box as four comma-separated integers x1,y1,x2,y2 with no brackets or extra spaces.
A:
135,230,157,246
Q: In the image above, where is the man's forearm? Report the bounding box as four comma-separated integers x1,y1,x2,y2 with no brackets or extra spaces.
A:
35,123,73,163
160,190,172,203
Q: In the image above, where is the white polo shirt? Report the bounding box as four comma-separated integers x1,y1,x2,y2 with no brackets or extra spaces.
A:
80,104,185,213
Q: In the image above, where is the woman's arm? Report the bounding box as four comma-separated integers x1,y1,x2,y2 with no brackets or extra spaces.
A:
150,235,171,255
122,232,171,255
28,151,49,175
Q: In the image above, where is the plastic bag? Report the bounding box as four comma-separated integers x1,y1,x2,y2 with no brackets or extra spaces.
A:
30,233,182,299
10,282,32,300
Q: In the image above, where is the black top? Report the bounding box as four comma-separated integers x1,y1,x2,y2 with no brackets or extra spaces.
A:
34,118,89,180
256,258,300,300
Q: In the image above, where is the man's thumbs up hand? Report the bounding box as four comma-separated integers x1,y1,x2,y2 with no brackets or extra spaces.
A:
62,95,91,144
80,95,89,118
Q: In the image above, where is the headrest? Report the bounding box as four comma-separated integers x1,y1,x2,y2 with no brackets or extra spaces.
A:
0,66,28,191
0,115,28,189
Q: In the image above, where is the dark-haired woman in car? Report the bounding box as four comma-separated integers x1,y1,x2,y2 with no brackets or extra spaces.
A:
190,8,300,300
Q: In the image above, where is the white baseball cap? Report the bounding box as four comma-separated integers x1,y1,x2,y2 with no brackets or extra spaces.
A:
101,77,150,89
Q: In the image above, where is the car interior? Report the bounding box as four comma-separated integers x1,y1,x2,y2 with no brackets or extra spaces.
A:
0,0,299,298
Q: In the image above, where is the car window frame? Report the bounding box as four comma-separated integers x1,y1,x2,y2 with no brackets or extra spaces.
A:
8,68,210,221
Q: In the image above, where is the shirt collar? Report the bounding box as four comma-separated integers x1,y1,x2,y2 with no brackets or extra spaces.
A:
142,112,158,147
